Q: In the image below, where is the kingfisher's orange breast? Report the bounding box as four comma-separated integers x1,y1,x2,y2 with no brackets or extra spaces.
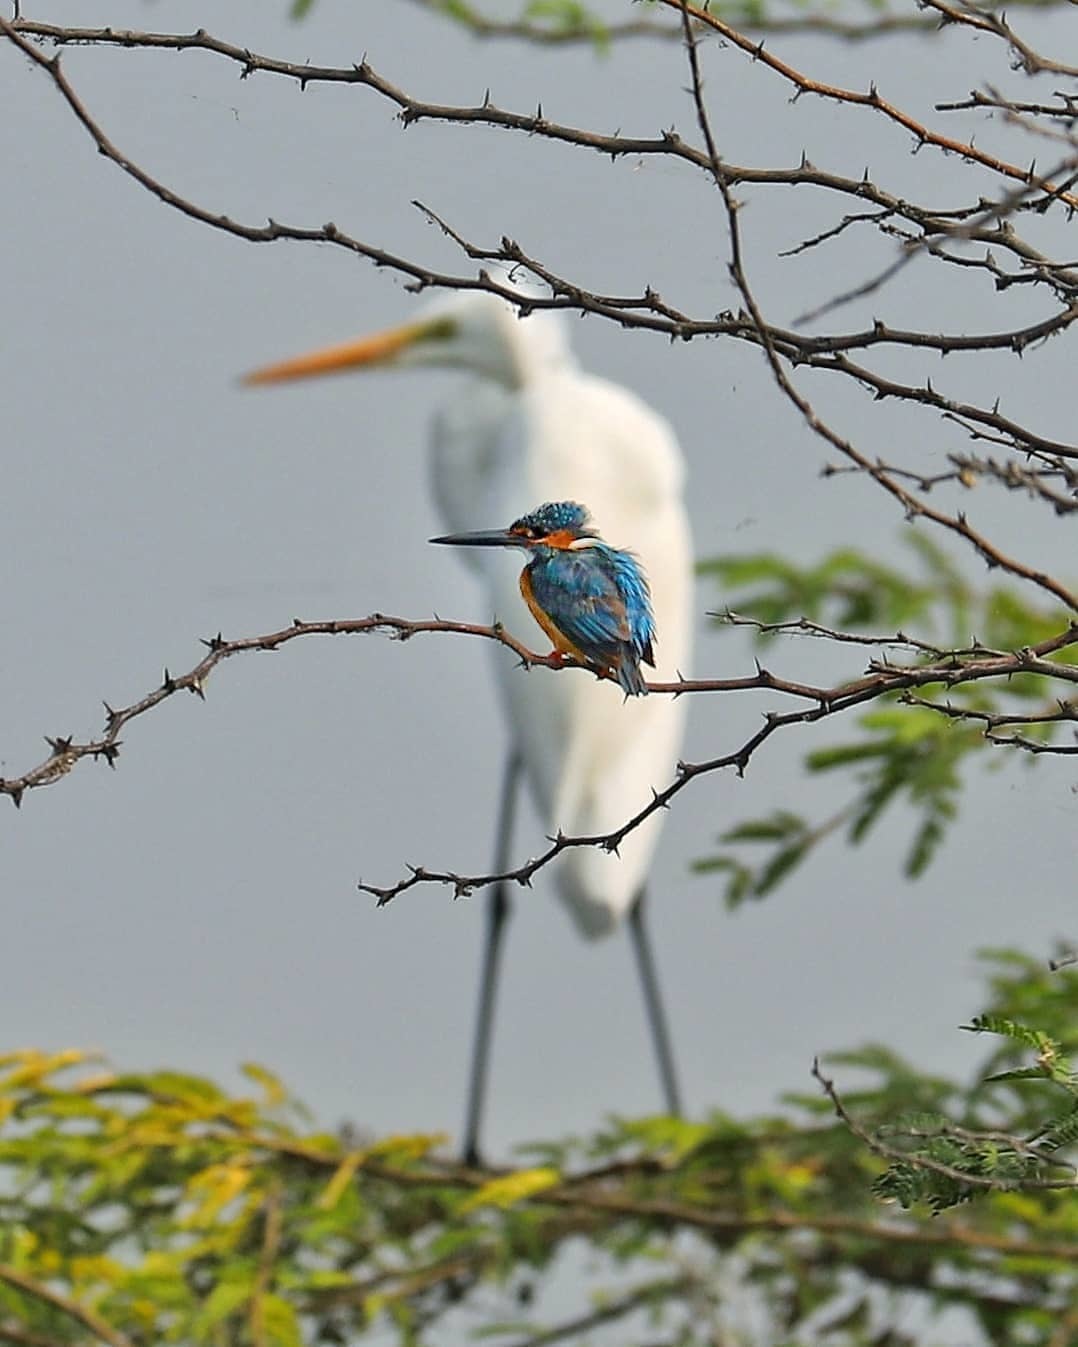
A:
519,569,591,664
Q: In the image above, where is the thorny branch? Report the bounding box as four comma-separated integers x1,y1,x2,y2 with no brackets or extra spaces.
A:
11,8,1075,206
3,16,1077,440
2,13,1075,622
5,15,1078,292
1,609,1074,897
919,0,1078,78
900,690,1078,751
2,6,1076,904
666,0,1078,628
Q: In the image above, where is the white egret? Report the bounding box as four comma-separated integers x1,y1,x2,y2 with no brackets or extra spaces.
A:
245,292,694,1161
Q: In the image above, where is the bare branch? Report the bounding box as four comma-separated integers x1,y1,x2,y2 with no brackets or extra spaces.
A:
654,0,1078,208
919,0,1078,77
6,18,1078,498
2,598,1072,900
0,613,589,807
357,623,1078,904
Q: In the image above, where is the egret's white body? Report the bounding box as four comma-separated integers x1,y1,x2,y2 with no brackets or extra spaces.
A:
248,294,692,937
424,299,693,936
245,290,694,1149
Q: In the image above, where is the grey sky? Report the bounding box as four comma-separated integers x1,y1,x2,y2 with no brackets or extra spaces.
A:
2,0,1075,1161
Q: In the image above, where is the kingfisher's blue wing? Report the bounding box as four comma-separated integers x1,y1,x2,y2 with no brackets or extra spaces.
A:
529,547,655,668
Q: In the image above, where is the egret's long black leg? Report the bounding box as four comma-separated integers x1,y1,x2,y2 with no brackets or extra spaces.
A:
628,890,683,1117
462,749,523,1167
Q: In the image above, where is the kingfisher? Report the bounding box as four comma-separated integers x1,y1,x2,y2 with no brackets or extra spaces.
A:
431,501,656,697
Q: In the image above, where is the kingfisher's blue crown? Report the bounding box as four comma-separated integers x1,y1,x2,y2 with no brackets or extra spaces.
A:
511,501,594,540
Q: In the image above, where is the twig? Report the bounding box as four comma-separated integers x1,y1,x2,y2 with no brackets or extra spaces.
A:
0,1267,133,1347
656,0,1078,208
5,15,1078,505
3,602,1072,897
667,0,1078,620
813,1059,1078,1193
714,611,954,655
357,624,1078,903
249,1185,284,1347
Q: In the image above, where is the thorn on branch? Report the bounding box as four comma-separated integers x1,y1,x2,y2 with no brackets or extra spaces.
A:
95,742,121,768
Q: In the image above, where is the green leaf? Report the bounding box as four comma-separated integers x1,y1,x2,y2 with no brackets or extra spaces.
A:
720,811,806,843
261,1293,303,1347
193,1279,252,1340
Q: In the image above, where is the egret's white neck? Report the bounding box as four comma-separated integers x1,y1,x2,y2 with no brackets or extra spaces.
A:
494,306,576,390
416,293,577,390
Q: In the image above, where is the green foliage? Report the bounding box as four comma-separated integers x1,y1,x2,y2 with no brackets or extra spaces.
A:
291,0,613,45
700,537,948,634
869,970,1078,1214
2,951,1078,1346
696,533,1074,906
285,0,937,43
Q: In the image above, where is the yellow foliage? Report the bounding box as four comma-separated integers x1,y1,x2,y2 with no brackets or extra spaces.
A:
460,1167,560,1212
363,1132,448,1162
317,1151,364,1210
181,1163,253,1228
70,1254,125,1287
241,1061,287,1107
0,1049,90,1090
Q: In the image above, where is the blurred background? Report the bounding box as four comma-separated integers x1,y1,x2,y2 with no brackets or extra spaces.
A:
1,0,1074,1159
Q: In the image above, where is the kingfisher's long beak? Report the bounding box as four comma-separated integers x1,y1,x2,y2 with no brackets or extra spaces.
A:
430,529,519,549
242,317,447,386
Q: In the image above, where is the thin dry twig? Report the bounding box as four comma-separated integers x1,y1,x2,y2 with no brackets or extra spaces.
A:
3,5,1076,909
656,0,1078,207
2,606,1074,898
663,3,1078,620
356,621,1078,903
5,14,1078,504
813,1059,1078,1193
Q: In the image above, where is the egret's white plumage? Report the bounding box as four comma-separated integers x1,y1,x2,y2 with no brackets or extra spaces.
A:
246,292,693,939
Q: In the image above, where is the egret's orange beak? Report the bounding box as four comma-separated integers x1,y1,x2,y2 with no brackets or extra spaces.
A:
242,317,448,386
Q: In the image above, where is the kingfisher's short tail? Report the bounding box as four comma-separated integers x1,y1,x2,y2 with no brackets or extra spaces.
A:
615,653,648,697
